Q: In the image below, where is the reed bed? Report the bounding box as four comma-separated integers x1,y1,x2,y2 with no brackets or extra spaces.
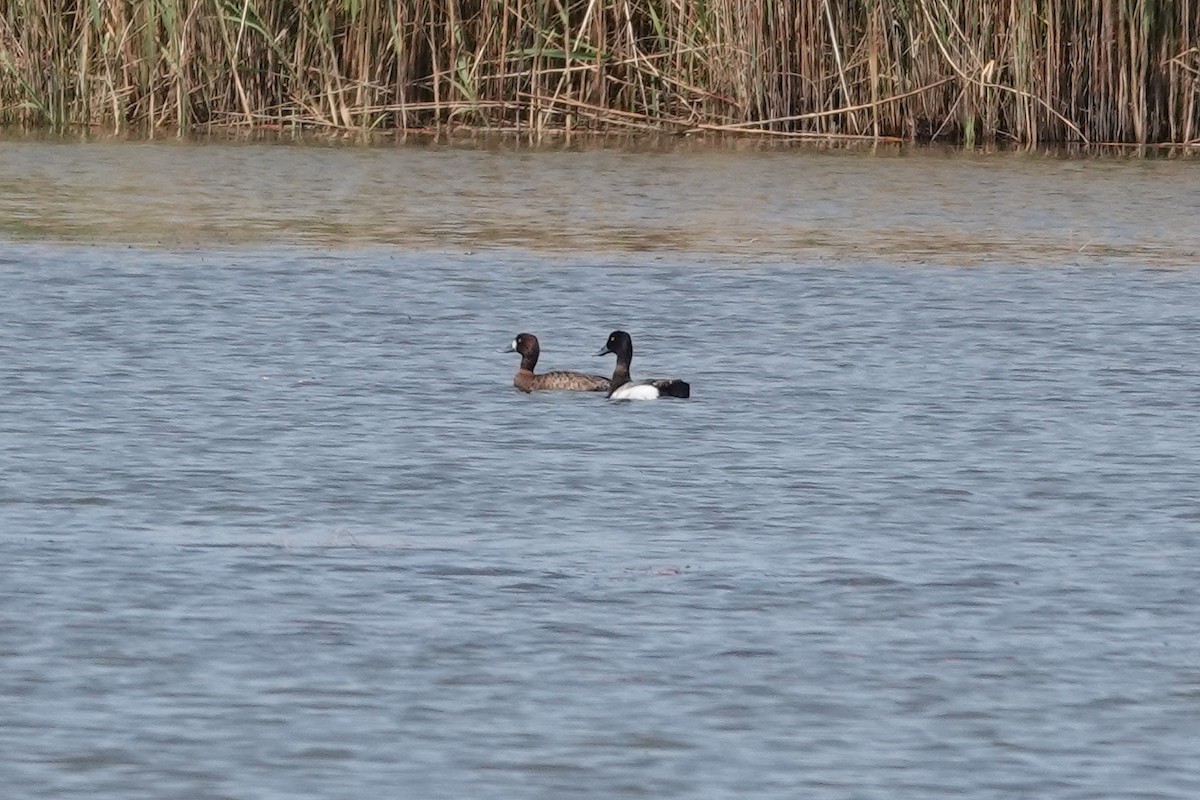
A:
1,0,1197,145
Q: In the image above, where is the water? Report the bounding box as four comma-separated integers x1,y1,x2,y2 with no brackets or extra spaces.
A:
3,137,1199,262
2,140,1200,798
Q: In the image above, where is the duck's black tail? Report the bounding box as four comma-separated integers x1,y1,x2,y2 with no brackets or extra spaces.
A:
655,379,691,399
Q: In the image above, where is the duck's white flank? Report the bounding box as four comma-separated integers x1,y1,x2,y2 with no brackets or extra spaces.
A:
609,382,661,401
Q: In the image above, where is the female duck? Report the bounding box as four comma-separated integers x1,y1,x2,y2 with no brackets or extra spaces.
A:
596,330,690,400
505,333,610,393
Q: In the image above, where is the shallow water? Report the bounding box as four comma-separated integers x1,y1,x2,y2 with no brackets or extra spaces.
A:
2,136,1199,262
2,140,1199,798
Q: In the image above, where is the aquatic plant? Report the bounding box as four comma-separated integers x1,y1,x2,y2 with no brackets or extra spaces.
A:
0,0,1196,145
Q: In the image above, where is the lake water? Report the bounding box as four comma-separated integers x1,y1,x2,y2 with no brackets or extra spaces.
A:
2,138,1199,799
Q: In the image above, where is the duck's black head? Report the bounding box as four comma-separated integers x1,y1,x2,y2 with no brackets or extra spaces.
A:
596,330,633,359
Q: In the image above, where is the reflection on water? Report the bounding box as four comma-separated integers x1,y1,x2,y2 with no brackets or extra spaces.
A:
1,136,1198,263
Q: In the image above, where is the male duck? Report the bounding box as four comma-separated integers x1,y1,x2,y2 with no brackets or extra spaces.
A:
596,330,690,400
505,333,610,393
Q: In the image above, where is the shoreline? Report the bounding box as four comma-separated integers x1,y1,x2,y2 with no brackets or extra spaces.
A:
1,125,1198,158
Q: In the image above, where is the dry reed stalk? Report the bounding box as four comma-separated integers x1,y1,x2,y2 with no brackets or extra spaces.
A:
0,0,1197,145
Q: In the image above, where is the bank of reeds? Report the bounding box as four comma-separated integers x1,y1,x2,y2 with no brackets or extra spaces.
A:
1,0,1197,145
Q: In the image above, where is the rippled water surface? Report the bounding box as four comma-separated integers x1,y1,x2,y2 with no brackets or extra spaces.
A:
2,139,1199,799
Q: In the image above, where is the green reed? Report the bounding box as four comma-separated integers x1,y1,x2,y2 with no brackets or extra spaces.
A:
0,0,1197,144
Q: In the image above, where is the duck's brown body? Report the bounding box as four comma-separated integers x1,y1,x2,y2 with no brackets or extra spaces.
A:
507,333,609,393
513,367,610,393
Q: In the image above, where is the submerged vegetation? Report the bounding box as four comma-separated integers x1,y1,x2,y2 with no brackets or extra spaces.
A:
0,0,1197,145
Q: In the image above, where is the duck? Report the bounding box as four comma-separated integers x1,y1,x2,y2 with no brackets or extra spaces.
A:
504,333,610,393
596,330,690,400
